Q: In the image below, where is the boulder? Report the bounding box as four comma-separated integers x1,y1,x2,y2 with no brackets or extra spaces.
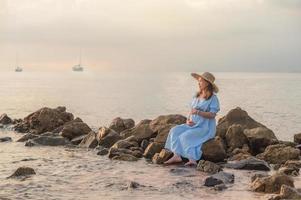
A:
121,123,155,143
154,124,177,144
0,113,12,125
294,133,301,144
60,120,92,140
70,134,86,145
216,107,266,139
225,124,248,152
8,167,36,178
140,139,149,150
204,171,234,187
14,106,74,134
269,185,301,200
197,160,222,174
112,154,139,161
251,172,294,193
278,167,299,176
16,133,39,142
0,137,12,142
256,144,300,164
97,148,109,156
152,149,173,164
109,117,135,133
223,157,271,171
29,135,70,146
149,114,186,133
202,136,227,162
143,142,164,159
78,131,99,148
97,127,122,148
244,127,278,154
111,140,135,149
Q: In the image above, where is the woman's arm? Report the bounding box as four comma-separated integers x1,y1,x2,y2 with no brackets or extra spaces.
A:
191,108,216,119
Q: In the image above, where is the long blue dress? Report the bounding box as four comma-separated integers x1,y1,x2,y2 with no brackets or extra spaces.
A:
164,93,220,160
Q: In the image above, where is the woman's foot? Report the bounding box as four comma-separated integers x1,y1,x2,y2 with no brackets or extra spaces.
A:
184,159,197,167
163,154,183,165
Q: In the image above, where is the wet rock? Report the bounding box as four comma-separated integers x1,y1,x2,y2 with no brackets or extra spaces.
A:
0,113,13,125
140,139,149,150
153,124,177,144
294,133,301,144
216,107,266,139
143,142,164,159
149,114,186,133
60,120,92,140
152,149,173,164
278,167,299,176
256,144,300,164
269,185,301,200
196,160,222,174
70,134,86,145
25,140,35,146
112,154,139,161
108,147,141,159
228,152,252,161
0,137,12,142
8,167,36,178
122,123,155,143
214,183,227,191
109,117,135,133
111,140,135,149
282,160,301,169
204,171,234,187
225,124,248,152
30,135,70,146
251,172,294,193
127,181,145,189
224,157,270,171
98,127,122,148
14,106,74,134
78,131,98,148
244,127,278,154
16,133,39,142
97,148,109,156
202,136,227,162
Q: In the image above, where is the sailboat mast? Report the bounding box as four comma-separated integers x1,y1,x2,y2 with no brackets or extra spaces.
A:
79,48,82,66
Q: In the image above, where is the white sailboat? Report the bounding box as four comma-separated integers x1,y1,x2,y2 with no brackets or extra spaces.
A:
14,54,23,72
72,49,84,72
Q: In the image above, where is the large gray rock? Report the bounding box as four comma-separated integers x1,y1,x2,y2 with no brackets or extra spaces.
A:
225,124,248,152
60,120,92,140
197,160,222,174
257,144,300,165
216,107,266,139
204,171,234,187
8,167,36,178
30,135,70,146
78,131,99,148
0,113,13,125
0,137,12,142
224,157,271,171
143,142,164,159
14,106,74,134
244,127,278,154
97,127,122,148
17,133,39,142
154,124,177,144
149,114,186,133
109,117,135,133
202,136,227,162
251,172,294,193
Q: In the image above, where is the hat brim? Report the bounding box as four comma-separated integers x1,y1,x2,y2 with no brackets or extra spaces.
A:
191,73,219,93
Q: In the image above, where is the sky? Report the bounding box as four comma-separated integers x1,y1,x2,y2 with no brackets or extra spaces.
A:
0,0,300,72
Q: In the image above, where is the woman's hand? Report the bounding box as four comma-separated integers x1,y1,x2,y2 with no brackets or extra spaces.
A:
190,108,199,115
186,119,195,126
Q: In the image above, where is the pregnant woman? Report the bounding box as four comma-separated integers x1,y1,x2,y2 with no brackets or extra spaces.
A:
164,72,220,166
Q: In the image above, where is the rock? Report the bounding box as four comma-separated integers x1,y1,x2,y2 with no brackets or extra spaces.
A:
282,160,301,169
224,157,271,171
204,171,234,187
0,137,12,142
228,152,252,161
270,185,301,200
225,124,248,152
14,106,74,134
154,124,177,144
127,181,145,189
98,127,122,148
60,121,92,140
244,127,278,154
16,133,39,142
143,142,164,159
78,131,98,148
294,133,301,144
197,160,222,174
251,172,294,193
8,167,36,178
109,117,135,133
25,140,35,146
278,167,299,176
0,113,13,125
112,154,139,161
152,149,173,164
140,139,149,150
97,148,109,156
111,140,135,149
121,123,155,143
214,183,227,191
70,134,86,145
216,107,266,139
149,114,186,133
256,144,300,164
30,135,70,146
202,136,227,162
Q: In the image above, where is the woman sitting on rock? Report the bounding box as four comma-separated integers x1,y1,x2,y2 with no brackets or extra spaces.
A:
164,72,220,166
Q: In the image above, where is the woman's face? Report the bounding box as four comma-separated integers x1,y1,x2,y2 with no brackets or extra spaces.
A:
198,77,209,90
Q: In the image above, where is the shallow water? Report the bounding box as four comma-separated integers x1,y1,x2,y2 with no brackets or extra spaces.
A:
1,71,301,199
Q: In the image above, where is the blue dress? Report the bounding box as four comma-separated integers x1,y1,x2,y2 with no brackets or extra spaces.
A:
164,93,220,160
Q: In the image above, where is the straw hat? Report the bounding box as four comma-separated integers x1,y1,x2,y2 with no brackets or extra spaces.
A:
191,72,219,93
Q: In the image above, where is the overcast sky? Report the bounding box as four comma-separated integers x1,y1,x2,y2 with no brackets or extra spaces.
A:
0,0,300,72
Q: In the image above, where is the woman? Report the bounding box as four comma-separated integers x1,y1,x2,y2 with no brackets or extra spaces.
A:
164,72,220,166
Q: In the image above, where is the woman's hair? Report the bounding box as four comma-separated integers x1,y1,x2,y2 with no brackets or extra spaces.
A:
195,80,214,100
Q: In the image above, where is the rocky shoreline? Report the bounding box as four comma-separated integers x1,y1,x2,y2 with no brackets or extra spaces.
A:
1,107,301,199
